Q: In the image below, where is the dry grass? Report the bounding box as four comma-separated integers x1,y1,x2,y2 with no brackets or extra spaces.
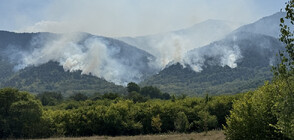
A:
35,130,225,140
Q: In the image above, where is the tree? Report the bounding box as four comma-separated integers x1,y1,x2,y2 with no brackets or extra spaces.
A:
273,0,294,78
37,92,63,106
141,86,162,99
224,87,285,139
162,93,171,100
127,91,148,102
272,0,294,138
174,112,189,132
0,88,43,138
151,114,162,133
9,93,43,138
102,93,120,100
69,93,88,101
225,1,294,139
127,82,140,93
0,88,18,138
193,110,217,133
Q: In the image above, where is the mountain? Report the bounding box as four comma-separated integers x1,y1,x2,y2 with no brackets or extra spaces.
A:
120,19,241,49
0,31,157,94
140,12,287,95
234,12,287,37
140,32,284,95
0,12,287,96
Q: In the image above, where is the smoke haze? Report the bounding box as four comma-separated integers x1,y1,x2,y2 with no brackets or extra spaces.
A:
0,0,286,37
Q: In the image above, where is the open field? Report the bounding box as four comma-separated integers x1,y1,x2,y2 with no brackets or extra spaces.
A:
34,130,225,140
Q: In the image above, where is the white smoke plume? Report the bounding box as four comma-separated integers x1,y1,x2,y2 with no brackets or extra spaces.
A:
183,44,242,72
141,34,191,69
15,33,155,85
119,19,242,70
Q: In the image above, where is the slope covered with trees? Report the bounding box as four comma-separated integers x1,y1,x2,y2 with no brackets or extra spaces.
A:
0,61,126,96
141,32,283,95
0,31,157,95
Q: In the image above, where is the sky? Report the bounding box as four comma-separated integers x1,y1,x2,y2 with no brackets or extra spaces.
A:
0,0,288,37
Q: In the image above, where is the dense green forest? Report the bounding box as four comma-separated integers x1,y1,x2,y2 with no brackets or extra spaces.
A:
0,86,238,138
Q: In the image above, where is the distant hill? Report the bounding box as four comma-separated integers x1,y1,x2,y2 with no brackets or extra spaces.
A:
120,19,241,50
0,31,157,95
140,12,286,95
0,61,126,96
234,12,287,37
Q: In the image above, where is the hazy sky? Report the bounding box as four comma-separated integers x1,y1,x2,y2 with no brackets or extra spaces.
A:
0,0,288,37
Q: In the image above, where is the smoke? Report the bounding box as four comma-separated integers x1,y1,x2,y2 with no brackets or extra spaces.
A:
121,31,243,72
14,33,155,85
183,36,243,72
119,19,242,70
10,31,242,86
144,34,191,69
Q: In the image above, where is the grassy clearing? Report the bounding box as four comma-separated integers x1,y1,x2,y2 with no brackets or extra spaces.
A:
35,130,225,140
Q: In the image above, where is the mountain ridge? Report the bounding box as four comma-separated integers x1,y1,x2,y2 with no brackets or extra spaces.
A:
0,12,286,95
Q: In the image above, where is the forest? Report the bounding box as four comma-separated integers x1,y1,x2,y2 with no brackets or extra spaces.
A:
0,86,237,138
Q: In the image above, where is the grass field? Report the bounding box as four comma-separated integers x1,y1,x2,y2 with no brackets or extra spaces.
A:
36,130,225,140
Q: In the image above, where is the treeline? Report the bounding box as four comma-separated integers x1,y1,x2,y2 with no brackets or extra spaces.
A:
36,82,171,106
0,86,238,138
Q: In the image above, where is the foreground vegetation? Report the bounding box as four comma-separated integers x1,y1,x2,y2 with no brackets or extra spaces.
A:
0,86,237,138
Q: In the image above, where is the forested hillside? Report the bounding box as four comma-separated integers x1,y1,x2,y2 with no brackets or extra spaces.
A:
141,32,283,95
0,61,126,96
0,31,156,95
